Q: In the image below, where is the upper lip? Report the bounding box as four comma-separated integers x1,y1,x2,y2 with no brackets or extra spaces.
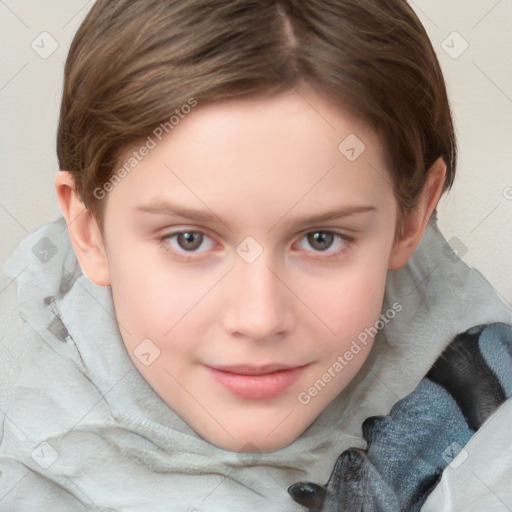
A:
208,364,307,375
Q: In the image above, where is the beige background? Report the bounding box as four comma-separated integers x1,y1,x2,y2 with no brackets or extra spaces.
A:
1,0,511,308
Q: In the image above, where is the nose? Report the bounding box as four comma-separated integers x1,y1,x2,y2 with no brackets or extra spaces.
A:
221,255,297,342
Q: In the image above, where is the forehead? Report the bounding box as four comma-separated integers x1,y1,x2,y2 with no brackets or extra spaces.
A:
169,86,382,161
105,86,392,227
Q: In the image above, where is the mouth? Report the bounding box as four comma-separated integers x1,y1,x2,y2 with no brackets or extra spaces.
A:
206,363,309,400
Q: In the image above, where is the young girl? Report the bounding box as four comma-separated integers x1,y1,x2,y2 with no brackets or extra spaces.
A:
1,1,511,510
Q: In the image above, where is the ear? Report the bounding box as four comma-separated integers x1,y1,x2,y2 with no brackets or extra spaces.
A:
55,171,111,286
388,157,447,270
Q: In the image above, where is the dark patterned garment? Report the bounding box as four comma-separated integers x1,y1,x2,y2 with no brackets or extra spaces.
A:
289,322,512,512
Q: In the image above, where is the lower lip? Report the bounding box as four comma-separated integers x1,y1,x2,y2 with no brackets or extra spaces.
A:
207,366,307,400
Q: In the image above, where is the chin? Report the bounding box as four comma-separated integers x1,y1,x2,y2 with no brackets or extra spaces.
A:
214,431,300,453
193,416,306,453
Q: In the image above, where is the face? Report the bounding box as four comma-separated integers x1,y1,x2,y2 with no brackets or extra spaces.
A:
99,85,400,452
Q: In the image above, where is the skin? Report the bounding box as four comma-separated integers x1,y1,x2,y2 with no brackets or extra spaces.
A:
56,84,446,453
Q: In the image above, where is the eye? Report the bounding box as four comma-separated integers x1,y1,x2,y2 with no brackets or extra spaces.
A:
296,230,351,256
161,230,215,256
159,228,351,261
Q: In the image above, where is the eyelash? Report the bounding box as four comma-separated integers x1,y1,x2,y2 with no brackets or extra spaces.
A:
158,229,354,261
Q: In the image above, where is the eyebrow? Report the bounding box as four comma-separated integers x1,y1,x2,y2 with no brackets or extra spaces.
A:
136,199,376,227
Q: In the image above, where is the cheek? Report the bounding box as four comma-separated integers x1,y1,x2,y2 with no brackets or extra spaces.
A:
344,262,388,321
105,235,196,337
300,253,389,345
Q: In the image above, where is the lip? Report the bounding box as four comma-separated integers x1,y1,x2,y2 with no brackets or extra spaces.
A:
206,364,309,400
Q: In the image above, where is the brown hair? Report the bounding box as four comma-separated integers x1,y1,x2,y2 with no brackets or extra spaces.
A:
57,0,457,227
